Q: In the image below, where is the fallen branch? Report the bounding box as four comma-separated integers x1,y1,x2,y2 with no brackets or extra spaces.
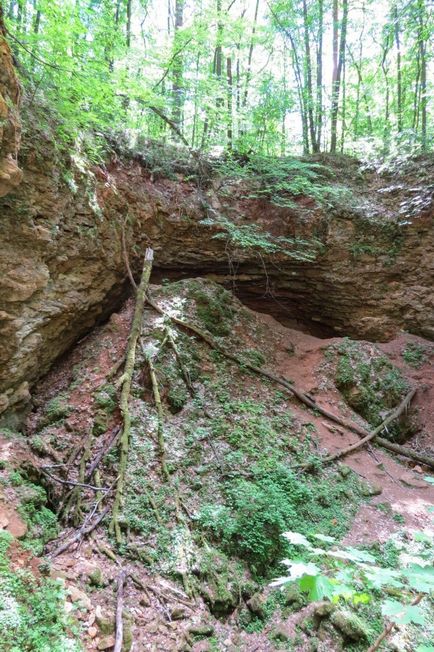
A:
145,296,434,470
41,468,110,492
49,504,110,559
367,593,423,652
374,436,434,469
110,248,154,543
321,388,417,464
114,570,127,652
85,426,121,481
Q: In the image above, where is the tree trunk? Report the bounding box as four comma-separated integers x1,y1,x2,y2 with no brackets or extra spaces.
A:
126,0,132,48
172,0,184,132
418,0,427,150
226,55,233,149
330,0,348,153
302,0,316,152
242,0,259,108
315,0,324,151
393,4,403,134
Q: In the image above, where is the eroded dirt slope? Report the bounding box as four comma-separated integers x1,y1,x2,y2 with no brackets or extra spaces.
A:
1,280,433,652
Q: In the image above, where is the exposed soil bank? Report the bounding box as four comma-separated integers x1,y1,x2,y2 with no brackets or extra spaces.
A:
1,126,433,419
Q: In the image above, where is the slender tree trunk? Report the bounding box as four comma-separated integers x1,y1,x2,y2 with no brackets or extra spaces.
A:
393,4,403,134
126,0,132,48
172,0,184,132
242,0,259,108
330,0,348,153
417,0,427,150
340,54,346,152
381,40,392,155
215,0,223,109
315,0,324,151
226,56,233,149
302,0,316,152
412,49,420,131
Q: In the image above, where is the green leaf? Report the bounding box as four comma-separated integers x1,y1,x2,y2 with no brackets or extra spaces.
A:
403,564,434,592
282,531,312,547
281,560,320,579
381,599,425,625
363,566,403,589
299,574,335,601
327,547,376,564
313,534,335,543
423,476,434,485
416,645,434,652
353,593,371,605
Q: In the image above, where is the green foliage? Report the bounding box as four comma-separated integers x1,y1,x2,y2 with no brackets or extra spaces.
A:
94,383,117,413
333,339,409,427
4,0,433,157
200,214,319,262
217,155,343,207
191,284,234,337
5,471,58,555
402,342,428,368
272,527,434,642
42,394,71,426
198,464,360,575
0,532,81,651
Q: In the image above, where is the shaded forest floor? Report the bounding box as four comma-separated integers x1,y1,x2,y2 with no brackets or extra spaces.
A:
0,279,433,652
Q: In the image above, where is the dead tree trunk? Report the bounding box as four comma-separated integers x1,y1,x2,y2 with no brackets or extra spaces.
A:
110,248,154,543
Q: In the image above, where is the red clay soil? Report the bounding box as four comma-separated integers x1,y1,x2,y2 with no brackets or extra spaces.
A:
266,314,434,542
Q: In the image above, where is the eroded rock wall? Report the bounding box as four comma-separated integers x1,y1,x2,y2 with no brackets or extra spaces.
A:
0,14,22,197
0,118,433,417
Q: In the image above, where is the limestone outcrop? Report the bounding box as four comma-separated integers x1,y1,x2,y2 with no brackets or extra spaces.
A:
0,116,433,418
0,16,22,198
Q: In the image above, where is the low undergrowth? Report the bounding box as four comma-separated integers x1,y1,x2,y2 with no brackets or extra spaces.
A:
329,338,412,441
0,532,80,652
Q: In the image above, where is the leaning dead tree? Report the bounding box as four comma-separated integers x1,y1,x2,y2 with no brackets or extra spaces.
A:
110,248,154,543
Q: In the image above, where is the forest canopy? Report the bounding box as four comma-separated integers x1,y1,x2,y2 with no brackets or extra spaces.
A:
3,0,433,159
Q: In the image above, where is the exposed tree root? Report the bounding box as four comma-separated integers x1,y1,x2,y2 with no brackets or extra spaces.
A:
145,351,170,481
145,295,434,470
367,593,423,652
165,325,194,396
114,570,127,652
110,248,154,543
320,388,417,464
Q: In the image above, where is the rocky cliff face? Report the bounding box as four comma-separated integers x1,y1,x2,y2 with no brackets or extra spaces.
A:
0,113,433,418
0,15,22,198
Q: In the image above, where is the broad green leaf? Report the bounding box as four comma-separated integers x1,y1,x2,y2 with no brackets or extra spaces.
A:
416,645,434,652
403,564,434,592
282,531,312,547
299,574,335,601
363,566,404,589
413,531,432,543
281,560,320,579
381,599,425,625
313,534,335,543
327,547,376,564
